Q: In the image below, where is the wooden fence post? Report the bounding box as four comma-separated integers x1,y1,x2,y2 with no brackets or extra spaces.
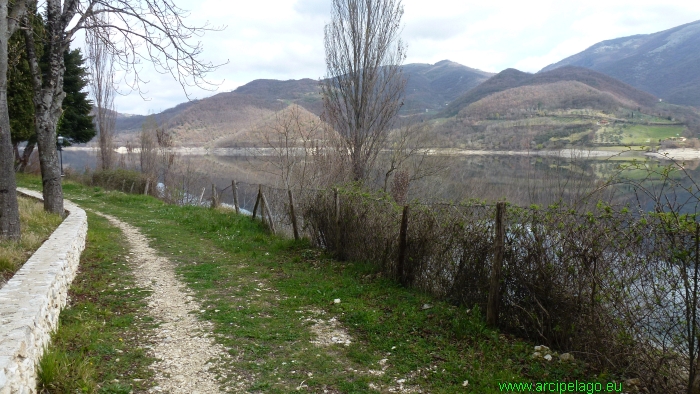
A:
130,182,135,194
252,186,261,220
691,223,700,394
288,189,300,240
487,202,506,327
334,189,340,222
232,180,240,214
334,189,342,258
144,180,150,196
397,205,410,286
211,183,219,208
199,187,206,205
261,188,275,235
259,185,266,225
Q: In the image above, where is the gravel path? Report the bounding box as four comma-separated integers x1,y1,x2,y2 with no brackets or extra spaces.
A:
95,212,228,393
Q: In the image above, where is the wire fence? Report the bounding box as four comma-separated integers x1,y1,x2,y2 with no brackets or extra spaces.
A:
231,182,699,393
88,168,700,393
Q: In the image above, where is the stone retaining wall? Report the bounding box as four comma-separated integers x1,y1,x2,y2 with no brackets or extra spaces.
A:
0,189,87,393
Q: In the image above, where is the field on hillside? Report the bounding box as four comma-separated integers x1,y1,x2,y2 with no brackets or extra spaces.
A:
594,124,686,145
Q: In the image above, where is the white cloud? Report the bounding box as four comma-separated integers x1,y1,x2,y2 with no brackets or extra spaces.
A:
104,0,700,114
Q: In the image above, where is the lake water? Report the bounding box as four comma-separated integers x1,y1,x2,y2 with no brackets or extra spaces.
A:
58,147,700,213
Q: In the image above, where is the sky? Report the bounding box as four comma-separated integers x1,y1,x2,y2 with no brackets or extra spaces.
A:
105,0,700,115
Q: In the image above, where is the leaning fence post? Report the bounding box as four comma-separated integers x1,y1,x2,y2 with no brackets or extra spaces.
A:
252,186,261,220
261,187,275,235
199,187,206,205
397,205,410,286
487,202,506,327
288,189,300,240
260,192,267,225
232,180,240,214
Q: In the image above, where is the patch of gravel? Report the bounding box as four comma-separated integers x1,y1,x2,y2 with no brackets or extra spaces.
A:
304,309,353,347
95,212,230,394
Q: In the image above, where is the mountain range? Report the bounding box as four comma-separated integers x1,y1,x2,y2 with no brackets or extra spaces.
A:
114,59,494,146
542,19,700,107
114,19,700,149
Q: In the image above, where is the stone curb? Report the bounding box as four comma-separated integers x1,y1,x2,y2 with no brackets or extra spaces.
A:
0,189,88,394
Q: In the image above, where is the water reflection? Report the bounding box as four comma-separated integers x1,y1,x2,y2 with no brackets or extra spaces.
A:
60,148,700,213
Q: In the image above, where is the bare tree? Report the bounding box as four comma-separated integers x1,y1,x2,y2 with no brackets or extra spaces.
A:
0,1,29,239
321,0,407,182
140,114,158,181
380,121,447,197
252,105,322,192
86,14,116,171
20,0,224,214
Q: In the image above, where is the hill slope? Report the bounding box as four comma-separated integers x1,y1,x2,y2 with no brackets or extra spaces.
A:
541,20,700,107
114,60,492,146
460,81,641,120
430,66,700,150
440,66,658,118
402,60,493,114
114,79,321,146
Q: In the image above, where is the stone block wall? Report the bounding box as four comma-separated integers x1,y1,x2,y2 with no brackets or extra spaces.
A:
0,189,87,393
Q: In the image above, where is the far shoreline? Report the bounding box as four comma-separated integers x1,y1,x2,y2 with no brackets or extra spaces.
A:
64,146,700,161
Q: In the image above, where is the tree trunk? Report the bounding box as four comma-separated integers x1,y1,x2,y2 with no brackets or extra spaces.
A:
0,1,21,240
23,4,66,216
17,138,35,172
692,355,700,394
36,114,64,215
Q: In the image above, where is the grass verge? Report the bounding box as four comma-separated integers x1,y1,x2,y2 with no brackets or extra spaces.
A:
0,196,63,284
36,211,155,393
17,174,622,393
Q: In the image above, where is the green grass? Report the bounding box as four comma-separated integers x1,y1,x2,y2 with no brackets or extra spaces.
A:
35,210,155,393
616,124,685,145
622,124,685,144
17,174,622,392
0,196,63,283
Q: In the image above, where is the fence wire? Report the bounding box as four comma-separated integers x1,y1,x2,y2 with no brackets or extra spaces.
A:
120,173,698,393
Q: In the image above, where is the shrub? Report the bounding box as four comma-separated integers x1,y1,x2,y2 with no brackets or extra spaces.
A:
300,185,699,393
91,169,150,195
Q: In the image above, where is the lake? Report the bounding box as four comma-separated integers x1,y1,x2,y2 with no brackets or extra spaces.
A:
58,147,700,213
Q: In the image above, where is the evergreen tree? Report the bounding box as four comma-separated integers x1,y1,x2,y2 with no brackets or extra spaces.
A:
57,48,95,144
7,31,35,148
12,44,96,170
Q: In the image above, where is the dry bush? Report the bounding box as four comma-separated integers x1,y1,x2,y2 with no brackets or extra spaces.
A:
249,105,324,191
91,169,149,194
302,186,401,264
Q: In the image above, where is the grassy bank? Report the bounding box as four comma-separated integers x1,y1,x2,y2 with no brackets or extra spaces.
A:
17,174,621,393
0,196,63,284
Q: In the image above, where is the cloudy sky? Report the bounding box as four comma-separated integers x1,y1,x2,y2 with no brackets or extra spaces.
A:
108,0,700,115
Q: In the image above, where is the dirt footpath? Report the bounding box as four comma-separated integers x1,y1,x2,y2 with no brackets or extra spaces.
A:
95,212,229,394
